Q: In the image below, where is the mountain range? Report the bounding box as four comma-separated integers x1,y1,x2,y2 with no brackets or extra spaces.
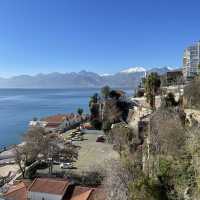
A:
0,67,175,89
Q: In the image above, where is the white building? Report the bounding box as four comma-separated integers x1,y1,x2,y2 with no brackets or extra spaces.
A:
183,41,200,80
29,114,84,132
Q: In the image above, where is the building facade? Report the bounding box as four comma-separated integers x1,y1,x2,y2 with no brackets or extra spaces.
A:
183,41,200,80
3,178,103,200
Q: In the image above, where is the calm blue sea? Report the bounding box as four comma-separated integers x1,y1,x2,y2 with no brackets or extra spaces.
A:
0,88,133,147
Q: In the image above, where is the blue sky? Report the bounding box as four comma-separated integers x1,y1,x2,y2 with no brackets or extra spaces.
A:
0,0,200,77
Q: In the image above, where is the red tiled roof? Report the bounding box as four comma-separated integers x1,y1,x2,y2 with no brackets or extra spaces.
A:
89,188,106,200
3,179,105,200
42,115,67,124
4,182,28,200
42,114,82,124
46,123,61,128
63,186,93,200
71,187,93,200
28,178,70,195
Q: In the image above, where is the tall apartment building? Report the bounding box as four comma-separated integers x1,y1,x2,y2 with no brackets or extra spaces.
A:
183,41,200,80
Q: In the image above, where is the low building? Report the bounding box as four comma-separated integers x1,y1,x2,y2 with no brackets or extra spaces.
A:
3,178,104,200
29,120,47,128
160,70,183,86
28,178,70,200
3,181,31,200
166,70,183,85
29,114,88,132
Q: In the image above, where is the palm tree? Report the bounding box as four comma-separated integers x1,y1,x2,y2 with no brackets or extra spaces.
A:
101,85,111,99
89,93,100,120
145,72,161,110
77,107,84,116
89,93,99,108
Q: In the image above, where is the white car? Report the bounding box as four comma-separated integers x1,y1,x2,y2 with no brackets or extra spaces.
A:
60,162,73,169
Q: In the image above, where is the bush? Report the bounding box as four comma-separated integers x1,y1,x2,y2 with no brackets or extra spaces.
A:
161,92,178,108
66,166,105,187
150,108,186,157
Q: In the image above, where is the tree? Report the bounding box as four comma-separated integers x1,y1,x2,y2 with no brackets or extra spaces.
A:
186,126,200,199
77,107,84,116
110,123,135,156
150,108,186,157
89,93,100,120
184,76,200,109
15,127,79,177
101,86,111,99
14,146,28,178
14,127,50,177
102,99,122,123
104,152,143,200
145,72,161,110
56,143,79,162
89,93,99,107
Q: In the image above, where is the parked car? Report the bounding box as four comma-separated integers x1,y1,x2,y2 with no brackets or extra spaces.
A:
60,162,73,169
96,135,105,142
53,160,61,165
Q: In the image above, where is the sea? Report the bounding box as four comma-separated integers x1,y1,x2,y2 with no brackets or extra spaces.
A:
0,88,133,147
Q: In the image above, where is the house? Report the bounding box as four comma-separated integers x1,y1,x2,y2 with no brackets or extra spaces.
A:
65,186,93,200
29,114,87,132
28,178,70,200
3,178,105,200
29,120,47,128
41,115,70,132
3,181,31,200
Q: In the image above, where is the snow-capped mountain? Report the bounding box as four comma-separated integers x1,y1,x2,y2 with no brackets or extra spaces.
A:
0,66,175,88
100,73,113,77
120,67,146,74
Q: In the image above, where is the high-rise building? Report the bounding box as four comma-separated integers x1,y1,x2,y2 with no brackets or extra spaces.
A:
183,41,200,80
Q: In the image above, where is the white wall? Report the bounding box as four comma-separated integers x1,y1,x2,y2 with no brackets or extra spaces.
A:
28,191,62,200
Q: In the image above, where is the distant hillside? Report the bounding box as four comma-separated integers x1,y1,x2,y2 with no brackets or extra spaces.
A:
0,67,173,88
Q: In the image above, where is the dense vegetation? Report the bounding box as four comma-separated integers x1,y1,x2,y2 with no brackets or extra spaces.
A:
89,86,132,131
102,77,200,200
184,76,200,109
14,127,79,179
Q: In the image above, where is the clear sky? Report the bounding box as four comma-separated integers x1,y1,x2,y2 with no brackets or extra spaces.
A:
0,0,200,77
